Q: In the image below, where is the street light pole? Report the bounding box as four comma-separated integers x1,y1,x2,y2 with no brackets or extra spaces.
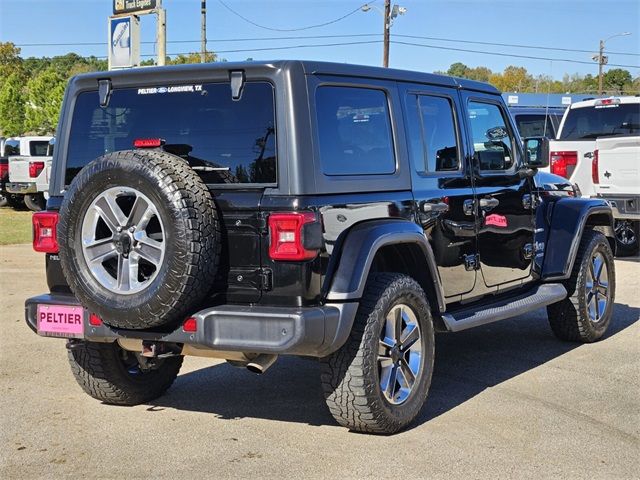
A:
595,32,631,95
362,2,406,68
201,0,207,63
383,0,391,68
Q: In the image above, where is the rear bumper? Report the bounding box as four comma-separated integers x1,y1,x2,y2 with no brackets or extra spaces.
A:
598,195,640,220
6,182,37,194
25,293,358,357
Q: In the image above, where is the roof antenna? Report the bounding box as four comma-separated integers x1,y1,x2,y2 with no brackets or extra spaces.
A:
543,60,552,138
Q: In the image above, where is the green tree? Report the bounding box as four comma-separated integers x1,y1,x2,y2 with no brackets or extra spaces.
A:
604,68,633,94
0,42,24,90
489,66,533,92
446,62,469,78
0,73,26,136
25,68,66,134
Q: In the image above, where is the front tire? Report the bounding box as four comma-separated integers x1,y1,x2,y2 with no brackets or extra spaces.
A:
614,219,639,257
547,230,615,343
68,341,183,405
320,273,435,434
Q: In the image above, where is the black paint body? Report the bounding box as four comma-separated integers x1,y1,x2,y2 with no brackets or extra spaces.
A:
41,61,613,322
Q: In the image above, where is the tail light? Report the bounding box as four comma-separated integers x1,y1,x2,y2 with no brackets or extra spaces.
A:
133,138,165,148
268,212,322,261
29,161,45,178
32,211,59,253
0,162,8,179
592,149,599,184
550,151,578,178
182,317,198,333
89,313,103,326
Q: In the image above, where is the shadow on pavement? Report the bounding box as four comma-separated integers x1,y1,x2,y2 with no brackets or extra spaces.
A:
149,302,639,430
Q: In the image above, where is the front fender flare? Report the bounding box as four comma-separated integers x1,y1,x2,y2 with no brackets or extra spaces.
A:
325,220,445,312
542,197,613,280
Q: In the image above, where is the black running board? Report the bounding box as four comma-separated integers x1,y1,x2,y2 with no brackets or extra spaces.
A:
440,283,567,332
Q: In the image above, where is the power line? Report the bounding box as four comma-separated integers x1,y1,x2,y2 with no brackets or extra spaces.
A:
14,33,640,57
392,41,640,69
217,0,376,32
394,34,640,57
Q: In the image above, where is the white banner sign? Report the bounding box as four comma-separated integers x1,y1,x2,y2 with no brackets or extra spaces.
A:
108,16,140,70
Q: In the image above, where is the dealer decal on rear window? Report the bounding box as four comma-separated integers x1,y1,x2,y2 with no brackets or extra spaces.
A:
137,84,203,95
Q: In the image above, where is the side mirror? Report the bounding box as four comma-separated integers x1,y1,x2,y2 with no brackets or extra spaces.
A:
523,137,549,169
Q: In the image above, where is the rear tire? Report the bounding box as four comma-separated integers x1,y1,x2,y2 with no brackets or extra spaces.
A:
547,230,615,343
0,193,7,208
614,219,639,257
67,341,183,405
320,273,435,434
24,193,45,211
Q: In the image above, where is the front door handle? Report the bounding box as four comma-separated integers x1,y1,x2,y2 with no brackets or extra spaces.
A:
422,201,449,213
479,197,500,210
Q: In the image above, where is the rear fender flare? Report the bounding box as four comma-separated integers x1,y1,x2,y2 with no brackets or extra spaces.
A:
325,220,445,312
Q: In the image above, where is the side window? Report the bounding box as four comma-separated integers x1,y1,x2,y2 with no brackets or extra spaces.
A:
416,95,460,172
316,86,395,176
468,101,516,172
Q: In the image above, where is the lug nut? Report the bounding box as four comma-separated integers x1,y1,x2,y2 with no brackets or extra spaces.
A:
116,226,122,232
129,226,135,232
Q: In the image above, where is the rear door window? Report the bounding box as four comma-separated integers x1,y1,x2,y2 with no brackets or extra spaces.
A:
4,140,20,156
316,86,395,176
66,82,276,186
415,95,460,173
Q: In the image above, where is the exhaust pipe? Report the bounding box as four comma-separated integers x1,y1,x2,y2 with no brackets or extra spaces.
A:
245,354,278,374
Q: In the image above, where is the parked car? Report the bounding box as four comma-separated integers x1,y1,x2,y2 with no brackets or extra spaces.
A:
0,137,26,208
6,135,54,211
546,96,640,198
26,61,616,434
546,96,640,253
593,135,640,256
509,106,565,139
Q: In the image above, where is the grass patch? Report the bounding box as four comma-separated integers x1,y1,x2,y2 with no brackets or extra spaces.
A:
0,208,33,245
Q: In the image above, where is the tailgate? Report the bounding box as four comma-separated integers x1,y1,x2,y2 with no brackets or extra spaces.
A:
596,136,640,195
7,156,30,183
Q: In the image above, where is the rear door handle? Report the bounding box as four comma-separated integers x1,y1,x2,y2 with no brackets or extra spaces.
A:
479,197,500,210
422,201,449,213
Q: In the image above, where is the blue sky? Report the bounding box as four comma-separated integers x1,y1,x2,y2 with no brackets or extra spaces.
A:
1,0,639,79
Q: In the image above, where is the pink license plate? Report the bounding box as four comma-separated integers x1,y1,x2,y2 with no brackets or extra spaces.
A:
37,305,84,337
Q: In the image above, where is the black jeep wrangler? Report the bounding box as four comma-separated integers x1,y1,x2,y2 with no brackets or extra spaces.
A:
26,61,616,434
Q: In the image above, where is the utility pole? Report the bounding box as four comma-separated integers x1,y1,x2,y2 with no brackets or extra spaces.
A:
593,32,631,96
156,0,166,66
383,0,390,68
362,2,406,68
201,0,207,63
597,39,606,96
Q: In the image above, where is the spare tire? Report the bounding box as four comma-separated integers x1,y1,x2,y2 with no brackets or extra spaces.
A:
58,150,220,330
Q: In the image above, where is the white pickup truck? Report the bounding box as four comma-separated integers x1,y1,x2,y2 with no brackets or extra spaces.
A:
547,96,640,254
6,136,54,211
593,135,640,256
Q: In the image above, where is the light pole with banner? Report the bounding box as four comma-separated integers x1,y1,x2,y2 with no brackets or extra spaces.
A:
109,0,166,69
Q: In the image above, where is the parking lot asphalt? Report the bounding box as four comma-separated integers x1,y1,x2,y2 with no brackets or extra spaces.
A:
0,243,638,479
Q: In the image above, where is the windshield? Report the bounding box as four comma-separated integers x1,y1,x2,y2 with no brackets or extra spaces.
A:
66,82,276,186
559,103,640,140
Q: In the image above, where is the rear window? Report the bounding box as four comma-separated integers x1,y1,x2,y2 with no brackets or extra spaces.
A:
513,114,557,138
66,82,276,186
4,140,19,156
316,86,395,176
30,141,50,156
559,103,640,140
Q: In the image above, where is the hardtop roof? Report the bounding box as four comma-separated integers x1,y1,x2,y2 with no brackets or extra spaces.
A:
71,59,500,95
